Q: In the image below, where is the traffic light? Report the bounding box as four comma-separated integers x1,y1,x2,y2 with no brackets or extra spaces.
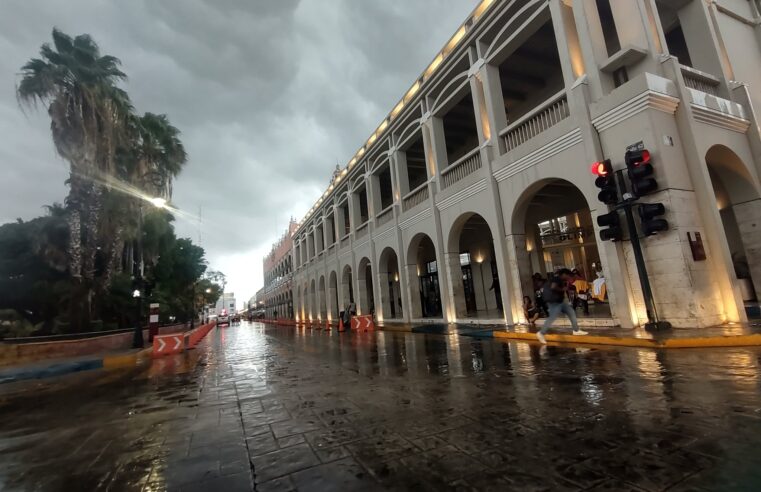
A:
597,211,623,242
625,149,657,197
638,203,669,236
592,159,618,205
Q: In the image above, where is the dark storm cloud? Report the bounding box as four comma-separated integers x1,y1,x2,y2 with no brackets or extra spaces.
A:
0,0,479,302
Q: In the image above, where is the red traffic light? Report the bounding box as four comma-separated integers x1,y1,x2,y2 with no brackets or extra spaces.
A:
625,149,651,167
591,160,612,176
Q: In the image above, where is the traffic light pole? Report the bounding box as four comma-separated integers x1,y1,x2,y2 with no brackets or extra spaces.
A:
615,170,672,332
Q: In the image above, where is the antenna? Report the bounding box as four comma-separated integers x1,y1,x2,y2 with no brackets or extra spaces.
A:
198,205,203,246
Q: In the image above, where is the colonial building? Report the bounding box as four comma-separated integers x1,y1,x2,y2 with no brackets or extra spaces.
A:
288,0,761,329
262,220,298,319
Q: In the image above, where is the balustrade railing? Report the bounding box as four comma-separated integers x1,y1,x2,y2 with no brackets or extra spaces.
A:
441,147,482,189
340,234,350,249
376,205,394,227
681,65,720,97
500,90,569,152
402,183,429,212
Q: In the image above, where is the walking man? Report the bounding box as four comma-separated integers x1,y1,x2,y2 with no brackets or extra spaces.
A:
536,268,588,344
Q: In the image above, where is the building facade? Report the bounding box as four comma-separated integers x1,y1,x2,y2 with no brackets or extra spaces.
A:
214,292,236,316
288,0,761,329
262,220,298,319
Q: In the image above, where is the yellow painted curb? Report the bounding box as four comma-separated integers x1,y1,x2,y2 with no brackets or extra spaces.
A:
102,347,153,369
493,331,761,349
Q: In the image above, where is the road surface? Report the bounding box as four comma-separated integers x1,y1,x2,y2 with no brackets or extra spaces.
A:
1,322,760,491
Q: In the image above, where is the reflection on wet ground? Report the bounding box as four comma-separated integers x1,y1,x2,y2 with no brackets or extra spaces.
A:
1,322,761,491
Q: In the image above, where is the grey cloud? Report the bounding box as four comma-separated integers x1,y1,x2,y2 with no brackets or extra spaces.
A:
0,0,478,303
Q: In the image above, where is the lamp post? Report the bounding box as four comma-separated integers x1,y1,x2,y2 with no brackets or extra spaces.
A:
133,197,168,349
204,288,212,323
189,281,196,331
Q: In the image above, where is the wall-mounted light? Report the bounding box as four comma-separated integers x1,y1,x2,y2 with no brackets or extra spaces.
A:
392,101,404,118
394,273,399,282
474,0,494,19
404,81,420,103
425,54,443,79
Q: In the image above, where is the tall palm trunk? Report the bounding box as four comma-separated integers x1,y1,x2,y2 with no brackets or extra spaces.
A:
82,182,103,281
66,173,85,278
102,224,124,288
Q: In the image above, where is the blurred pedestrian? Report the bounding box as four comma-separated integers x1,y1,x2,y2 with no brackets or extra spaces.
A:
537,268,588,344
523,296,540,326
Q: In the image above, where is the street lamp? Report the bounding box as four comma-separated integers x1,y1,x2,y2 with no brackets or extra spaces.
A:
204,288,212,323
133,196,168,349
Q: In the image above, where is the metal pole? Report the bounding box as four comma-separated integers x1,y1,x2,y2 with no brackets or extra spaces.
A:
615,170,671,332
133,203,145,348
190,281,195,330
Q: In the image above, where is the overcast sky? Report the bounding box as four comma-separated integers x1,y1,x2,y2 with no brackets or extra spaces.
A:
0,0,479,307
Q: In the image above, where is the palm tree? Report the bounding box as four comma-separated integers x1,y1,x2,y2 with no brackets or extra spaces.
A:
134,112,187,199
18,29,132,329
101,112,187,288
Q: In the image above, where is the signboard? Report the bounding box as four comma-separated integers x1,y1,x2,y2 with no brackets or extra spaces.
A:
153,333,185,356
351,315,375,332
149,303,160,341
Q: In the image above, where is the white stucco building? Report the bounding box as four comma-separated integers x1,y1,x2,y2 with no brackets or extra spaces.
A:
284,0,761,329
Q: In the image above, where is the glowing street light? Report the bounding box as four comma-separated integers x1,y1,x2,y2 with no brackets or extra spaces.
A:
133,195,170,349
149,197,167,208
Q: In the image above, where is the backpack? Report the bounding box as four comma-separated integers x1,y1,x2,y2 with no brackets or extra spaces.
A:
542,276,565,304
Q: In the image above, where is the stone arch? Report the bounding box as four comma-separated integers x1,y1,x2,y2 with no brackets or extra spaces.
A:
357,257,374,315
510,178,608,321
706,144,761,301
341,264,354,311
445,212,504,319
406,233,442,319
296,285,302,321
329,270,339,321
378,247,403,320
309,278,316,321
318,275,327,321
302,282,309,321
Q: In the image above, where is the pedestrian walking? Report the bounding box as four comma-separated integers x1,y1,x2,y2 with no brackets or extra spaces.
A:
536,268,588,344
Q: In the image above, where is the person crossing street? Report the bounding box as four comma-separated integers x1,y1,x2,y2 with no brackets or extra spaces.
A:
536,268,588,344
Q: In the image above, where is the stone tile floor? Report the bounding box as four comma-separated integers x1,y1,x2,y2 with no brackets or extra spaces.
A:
1,322,761,491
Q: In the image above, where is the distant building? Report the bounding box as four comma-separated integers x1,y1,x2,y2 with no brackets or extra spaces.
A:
214,292,236,315
261,219,298,318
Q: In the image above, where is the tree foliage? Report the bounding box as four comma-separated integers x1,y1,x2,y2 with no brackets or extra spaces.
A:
3,29,220,337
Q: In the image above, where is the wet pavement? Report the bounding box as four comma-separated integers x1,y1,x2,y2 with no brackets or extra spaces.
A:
1,322,761,491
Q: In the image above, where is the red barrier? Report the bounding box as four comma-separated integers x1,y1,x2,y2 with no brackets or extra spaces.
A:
351,315,375,332
152,322,215,357
153,333,185,356
188,322,215,348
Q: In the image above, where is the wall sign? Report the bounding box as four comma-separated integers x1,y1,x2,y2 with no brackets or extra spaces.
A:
688,232,706,261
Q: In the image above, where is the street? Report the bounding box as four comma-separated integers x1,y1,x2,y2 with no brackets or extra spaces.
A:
1,323,761,491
